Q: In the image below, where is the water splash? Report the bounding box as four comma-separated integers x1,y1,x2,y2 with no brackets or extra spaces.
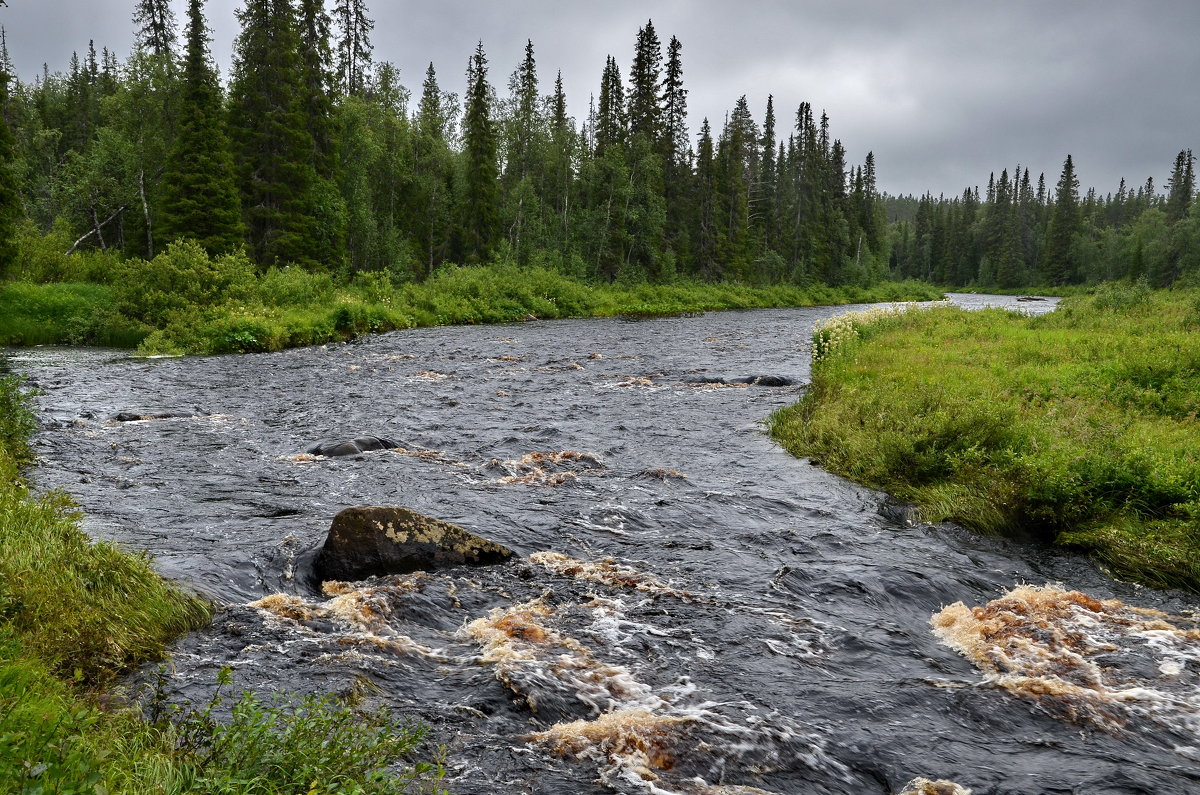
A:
932,585,1200,733
898,779,972,795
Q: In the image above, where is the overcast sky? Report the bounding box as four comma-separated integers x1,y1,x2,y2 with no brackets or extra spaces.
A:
3,1,1198,198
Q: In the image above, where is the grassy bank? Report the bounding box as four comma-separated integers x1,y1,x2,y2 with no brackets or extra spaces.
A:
771,283,1200,591
0,371,444,792
1,238,943,355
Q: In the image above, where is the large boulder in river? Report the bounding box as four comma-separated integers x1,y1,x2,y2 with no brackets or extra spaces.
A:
314,506,515,582
306,436,402,457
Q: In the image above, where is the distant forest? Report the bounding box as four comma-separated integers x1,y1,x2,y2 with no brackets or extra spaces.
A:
0,0,1196,289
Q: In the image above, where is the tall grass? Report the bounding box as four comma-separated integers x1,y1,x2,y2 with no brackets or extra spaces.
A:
771,285,1200,591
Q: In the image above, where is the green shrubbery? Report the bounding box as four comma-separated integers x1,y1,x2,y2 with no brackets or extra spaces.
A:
0,234,944,355
111,240,258,326
151,668,443,794
771,288,1200,590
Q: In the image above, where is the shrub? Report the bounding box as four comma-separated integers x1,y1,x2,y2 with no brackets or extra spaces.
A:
162,669,445,794
113,240,257,326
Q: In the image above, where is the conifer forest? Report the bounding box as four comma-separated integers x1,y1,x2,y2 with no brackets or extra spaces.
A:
3,0,1190,291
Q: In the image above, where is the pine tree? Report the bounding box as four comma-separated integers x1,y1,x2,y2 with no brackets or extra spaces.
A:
158,0,245,256
228,0,321,267
714,97,757,278
1042,154,1080,285
0,72,20,279
459,41,499,264
132,0,178,58
333,0,373,95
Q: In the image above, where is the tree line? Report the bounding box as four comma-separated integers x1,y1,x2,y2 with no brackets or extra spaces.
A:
886,150,1200,287
0,0,890,287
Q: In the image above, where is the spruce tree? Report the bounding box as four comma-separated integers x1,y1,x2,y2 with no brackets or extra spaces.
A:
1042,154,1081,285
1166,149,1195,223
0,73,20,279
595,56,625,155
333,0,373,95
543,71,575,258
627,20,663,144
157,0,245,256
298,0,336,170
0,28,12,82
693,118,719,279
298,0,347,267
459,41,499,264
503,39,540,186
662,35,690,264
408,62,456,275
500,40,546,262
228,0,321,267
132,0,178,58
662,36,688,168
759,95,777,240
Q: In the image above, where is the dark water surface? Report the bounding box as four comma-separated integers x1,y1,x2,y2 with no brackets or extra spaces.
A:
13,294,1200,794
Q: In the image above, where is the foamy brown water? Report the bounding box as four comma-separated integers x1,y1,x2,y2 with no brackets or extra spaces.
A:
933,585,1200,735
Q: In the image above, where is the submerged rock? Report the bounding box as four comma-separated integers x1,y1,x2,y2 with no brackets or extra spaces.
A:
727,375,795,387
306,436,401,457
681,375,793,386
748,375,794,387
313,506,515,582
112,410,196,422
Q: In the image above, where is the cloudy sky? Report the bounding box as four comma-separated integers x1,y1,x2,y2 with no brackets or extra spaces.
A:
3,1,1198,198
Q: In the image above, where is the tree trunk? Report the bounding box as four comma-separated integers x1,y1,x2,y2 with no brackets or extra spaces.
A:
67,205,128,255
140,168,154,258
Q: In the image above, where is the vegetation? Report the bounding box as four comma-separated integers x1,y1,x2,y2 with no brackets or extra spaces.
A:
0,233,941,354
3,5,893,297
0,367,443,791
772,284,1200,591
886,152,1200,289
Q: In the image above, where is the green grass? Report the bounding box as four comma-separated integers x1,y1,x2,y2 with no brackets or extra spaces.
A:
1,238,943,354
0,370,444,792
770,282,1200,591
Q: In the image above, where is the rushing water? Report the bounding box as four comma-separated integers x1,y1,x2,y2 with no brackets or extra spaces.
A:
13,294,1200,794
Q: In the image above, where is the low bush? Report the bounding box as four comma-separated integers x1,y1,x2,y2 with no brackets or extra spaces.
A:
113,240,258,326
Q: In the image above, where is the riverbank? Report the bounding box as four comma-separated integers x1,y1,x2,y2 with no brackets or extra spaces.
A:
1,240,943,355
0,371,444,792
771,282,1200,591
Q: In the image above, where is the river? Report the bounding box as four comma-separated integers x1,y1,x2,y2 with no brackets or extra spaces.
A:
11,293,1200,794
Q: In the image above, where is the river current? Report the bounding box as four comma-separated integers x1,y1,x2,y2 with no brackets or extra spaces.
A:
12,294,1200,794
